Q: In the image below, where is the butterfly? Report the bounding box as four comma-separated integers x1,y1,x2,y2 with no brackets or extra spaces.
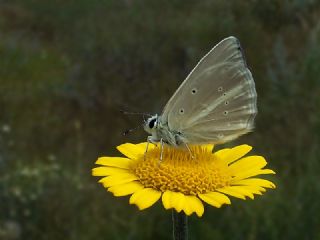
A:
143,36,257,157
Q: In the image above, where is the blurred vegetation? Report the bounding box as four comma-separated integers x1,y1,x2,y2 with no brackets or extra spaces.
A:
1,0,320,239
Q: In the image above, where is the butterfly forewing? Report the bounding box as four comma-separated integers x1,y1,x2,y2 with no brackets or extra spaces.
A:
160,36,257,144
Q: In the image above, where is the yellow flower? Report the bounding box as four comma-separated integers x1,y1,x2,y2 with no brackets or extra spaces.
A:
92,142,275,217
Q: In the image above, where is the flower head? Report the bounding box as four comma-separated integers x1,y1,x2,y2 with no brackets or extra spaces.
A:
92,143,275,217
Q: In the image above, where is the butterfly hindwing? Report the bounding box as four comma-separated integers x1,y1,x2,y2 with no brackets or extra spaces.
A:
160,36,257,144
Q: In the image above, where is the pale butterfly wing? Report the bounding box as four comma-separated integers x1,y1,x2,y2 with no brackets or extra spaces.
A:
160,36,257,144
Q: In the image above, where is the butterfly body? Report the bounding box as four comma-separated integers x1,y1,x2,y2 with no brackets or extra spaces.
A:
144,115,184,146
143,36,257,147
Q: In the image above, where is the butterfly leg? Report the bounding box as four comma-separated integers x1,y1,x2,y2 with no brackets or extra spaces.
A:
144,136,152,160
159,138,164,162
184,143,195,159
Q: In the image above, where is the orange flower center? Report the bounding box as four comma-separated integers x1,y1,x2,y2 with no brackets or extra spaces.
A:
130,145,231,195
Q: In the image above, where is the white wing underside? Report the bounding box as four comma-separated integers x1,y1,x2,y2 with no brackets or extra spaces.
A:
161,36,257,144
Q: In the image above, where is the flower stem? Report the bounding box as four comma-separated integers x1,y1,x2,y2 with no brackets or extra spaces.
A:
172,210,188,240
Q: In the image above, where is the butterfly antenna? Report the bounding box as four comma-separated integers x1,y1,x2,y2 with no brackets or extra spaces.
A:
122,124,143,136
120,109,152,122
120,109,152,117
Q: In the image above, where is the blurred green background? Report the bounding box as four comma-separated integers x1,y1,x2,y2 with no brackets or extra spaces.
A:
1,0,320,239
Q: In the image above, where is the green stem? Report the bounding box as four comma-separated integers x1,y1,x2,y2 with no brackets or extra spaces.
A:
172,210,188,240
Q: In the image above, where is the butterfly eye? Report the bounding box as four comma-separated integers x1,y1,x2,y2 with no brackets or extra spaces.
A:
148,118,156,128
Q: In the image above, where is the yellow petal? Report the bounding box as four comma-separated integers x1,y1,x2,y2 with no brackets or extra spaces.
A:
182,195,204,217
129,188,161,210
135,142,156,151
223,145,253,164
99,172,138,187
92,167,130,176
162,191,185,212
162,191,173,209
198,194,220,208
218,186,255,199
241,185,266,195
198,192,231,208
226,144,252,164
232,186,256,199
217,187,246,199
95,157,132,169
214,148,231,159
232,169,275,181
228,156,267,173
117,142,157,159
116,143,144,159
233,178,276,189
108,181,144,196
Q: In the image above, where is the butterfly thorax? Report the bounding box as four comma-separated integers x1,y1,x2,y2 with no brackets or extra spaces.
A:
144,115,184,146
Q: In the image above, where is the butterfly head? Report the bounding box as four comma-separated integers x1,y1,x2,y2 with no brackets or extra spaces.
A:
144,114,159,134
